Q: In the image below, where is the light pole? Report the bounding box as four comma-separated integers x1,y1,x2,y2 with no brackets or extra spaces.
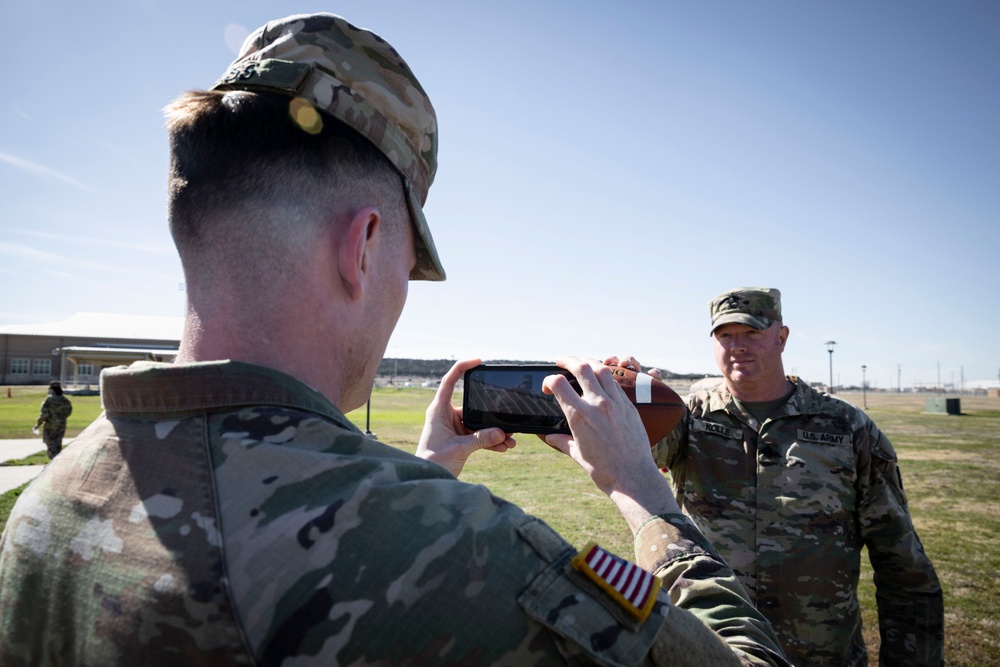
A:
861,365,867,409
364,396,376,439
825,341,837,394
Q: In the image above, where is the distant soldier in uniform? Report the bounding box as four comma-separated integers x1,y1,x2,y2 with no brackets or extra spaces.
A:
33,380,72,458
610,287,944,666
0,15,789,666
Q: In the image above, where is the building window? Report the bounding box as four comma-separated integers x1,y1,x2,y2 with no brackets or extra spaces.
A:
78,364,95,376
10,359,30,375
32,359,52,376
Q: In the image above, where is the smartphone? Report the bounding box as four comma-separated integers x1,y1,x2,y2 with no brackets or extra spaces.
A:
462,364,580,434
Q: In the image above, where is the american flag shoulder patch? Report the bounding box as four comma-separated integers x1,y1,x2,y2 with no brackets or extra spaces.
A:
571,541,661,622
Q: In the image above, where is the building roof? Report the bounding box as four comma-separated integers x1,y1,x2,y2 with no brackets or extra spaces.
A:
61,345,178,355
0,312,183,342
59,345,178,364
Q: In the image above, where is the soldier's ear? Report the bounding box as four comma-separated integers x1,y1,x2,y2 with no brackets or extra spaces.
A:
778,325,789,350
337,207,381,301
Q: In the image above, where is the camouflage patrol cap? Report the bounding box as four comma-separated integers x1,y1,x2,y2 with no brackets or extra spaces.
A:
709,287,782,335
210,13,445,281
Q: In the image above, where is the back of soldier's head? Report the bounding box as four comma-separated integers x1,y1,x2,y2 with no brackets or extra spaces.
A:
164,90,403,284
163,13,445,286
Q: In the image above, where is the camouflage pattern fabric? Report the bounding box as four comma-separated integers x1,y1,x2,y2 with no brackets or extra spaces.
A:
35,393,72,458
708,287,782,334
211,12,445,282
654,378,944,666
0,360,788,666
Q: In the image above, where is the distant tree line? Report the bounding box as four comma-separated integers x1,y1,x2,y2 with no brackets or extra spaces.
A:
376,358,711,382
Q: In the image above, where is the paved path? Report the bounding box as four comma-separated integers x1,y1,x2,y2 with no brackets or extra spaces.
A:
0,438,60,495
1,438,47,463
0,465,46,495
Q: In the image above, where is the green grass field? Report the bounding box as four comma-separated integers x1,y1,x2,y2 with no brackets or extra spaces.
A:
2,385,998,665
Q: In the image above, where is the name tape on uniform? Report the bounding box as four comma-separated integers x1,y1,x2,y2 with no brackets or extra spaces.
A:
797,429,848,446
691,419,742,440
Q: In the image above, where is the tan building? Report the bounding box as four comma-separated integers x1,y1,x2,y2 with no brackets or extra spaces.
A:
0,313,182,387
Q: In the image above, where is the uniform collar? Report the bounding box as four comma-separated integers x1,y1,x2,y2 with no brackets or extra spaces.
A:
705,376,823,422
99,359,357,432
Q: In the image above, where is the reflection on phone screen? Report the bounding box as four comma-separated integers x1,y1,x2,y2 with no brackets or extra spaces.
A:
463,366,574,433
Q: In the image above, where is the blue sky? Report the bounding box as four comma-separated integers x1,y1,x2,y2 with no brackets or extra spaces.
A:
2,1,997,389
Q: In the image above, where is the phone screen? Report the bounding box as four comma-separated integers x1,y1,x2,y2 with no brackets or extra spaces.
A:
462,365,578,434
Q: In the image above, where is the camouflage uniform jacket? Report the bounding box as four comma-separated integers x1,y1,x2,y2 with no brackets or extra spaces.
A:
653,378,944,666
0,360,788,667
36,393,72,432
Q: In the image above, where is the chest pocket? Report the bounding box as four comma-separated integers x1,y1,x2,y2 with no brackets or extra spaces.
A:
768,428,857,516
684,419,750,495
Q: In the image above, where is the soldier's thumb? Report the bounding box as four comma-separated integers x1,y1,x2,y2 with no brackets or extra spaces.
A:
473,428,506,450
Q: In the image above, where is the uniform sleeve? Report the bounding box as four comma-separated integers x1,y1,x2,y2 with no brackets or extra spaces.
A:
857,421,944,666
651,408,689,470
634,515,790,667
36,398,51,427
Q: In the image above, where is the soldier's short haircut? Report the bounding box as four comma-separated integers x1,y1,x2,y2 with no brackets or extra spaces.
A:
164,90,406,288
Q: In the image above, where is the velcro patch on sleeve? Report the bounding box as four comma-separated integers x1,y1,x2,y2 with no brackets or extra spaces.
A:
571,542,661,622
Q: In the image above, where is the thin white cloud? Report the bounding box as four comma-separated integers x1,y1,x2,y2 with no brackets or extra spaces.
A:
0,152,96,193
92,139,144,165
0,242,173,279
4,230,172,255
0,243,61,262
34,266,79,281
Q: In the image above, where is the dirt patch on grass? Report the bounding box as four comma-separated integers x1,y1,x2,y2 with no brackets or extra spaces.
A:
900,449,981,462
899,448,1000,478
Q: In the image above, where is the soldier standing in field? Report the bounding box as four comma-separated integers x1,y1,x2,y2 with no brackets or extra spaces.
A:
33,380,72,459
0,14,789,666
610,287,944,666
